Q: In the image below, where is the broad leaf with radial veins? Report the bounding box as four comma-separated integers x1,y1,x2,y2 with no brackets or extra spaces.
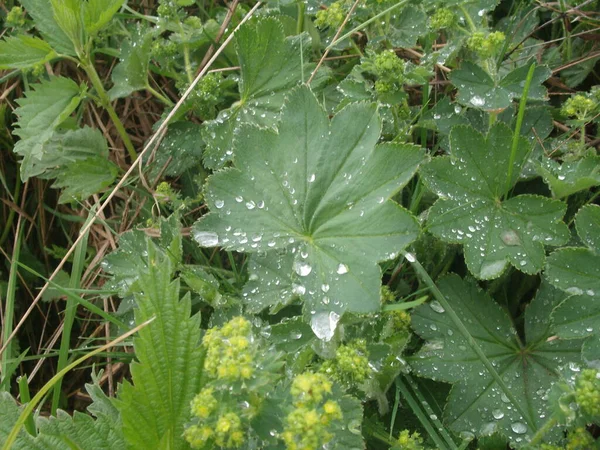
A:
193,86,423,339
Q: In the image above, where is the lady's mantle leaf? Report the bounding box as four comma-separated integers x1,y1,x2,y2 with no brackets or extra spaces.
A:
420,123,569,279
535,155,600,198
546,204,600,300
202,17,313,169
450,62,551,111
410,275,584,445
193,87,423,339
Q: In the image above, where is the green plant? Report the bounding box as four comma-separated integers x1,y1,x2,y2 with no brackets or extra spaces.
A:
1,0,600,449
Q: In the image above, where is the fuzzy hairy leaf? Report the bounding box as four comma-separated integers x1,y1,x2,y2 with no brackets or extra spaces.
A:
109,28,152,100
450,62,551,111
0,381,125,450
0,35,57,69
410,275,584,445
420,123,569,279
115,245,204,450
20,0,76,55
388,5,428,48
52,156,118,203
202,17,313,169
546,204,600,300
193,87,422,339
536,155,600,198
83,0,124,35
12,77,83,180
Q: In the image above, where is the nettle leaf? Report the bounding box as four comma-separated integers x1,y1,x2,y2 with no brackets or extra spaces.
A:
83,0,124,35
546,204,600,300
410,275,584,445
115,247,204,450
202,17,313,169
536,155,600,198
0,35,57,69
450,62,551,111
420,123,569,279
52,156,118,203
12,77,83,180
109,28,152,100
20,0,76,55
0,381,126,450
193,87,423,339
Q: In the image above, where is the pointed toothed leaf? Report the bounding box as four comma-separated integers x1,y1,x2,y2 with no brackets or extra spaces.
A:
108,28,152,100
202,17,313,169
535,155,600,198
420,123,569,279
194,87,423,338
83,0,124,35
546,204,600,300
0,35,57,69
52,156,119,203
20,0,76,55
410,275,584,445
450,62,551,111
115,245,205,450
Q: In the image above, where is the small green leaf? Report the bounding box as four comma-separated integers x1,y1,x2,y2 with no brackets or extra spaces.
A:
536,155,600,198
53,156,119,203
388,5,428,48
108,28,152,100
115,247,205,450
202,17,313,169
194,87,423,339
546,204,600,299
12,77,83,180
0,35,57,69
410,275,584,445
450,62,551,111
20,0,76,55
49,0,83,49
83,0,124,35
420,123,569,279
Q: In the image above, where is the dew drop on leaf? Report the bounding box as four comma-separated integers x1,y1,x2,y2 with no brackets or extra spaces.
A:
492,409,504,420
500,229,521,246
310,311,340,341
429,301,445,313
510,422,527,434
193,231,219,247
294,260,312,277
214,199,224,209
336,263,349,274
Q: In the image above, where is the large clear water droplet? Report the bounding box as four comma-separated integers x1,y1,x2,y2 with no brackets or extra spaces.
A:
294,260,312,277
311,311,341,341
336,263,349,274
193,231,219,247
511,422,527,434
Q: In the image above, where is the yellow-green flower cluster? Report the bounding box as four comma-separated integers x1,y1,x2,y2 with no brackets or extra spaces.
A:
561,94,598,122
321,340,371,385
203,316,255,381
282,372,343,450
429,8,455,30
6,6,26,27
373,50,406,97
565,427,595,450
315,2,345,29
185,410,245,449
574,369,600,417
391,310,412,334
395,430,424,450
467,31,505,59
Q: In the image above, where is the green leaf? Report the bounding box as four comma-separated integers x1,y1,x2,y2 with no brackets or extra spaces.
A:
546,204,600,299
83,0,124,35
23,126,108,180
49,0,83,50
145,122,204,178
536,155,600,198
193,87,423,339
388,5,428,48
0,381,126,450
53,156,119,203
202,17,313,169
450,62,551,111
420,123,569,279
12,77,83,180
20,0,76,55
108,28,152,100
115,246,205,450
102,216,183,296
0,35,57,69
410,275,584,445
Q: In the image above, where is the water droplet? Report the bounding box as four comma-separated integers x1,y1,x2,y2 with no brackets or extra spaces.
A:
429,301,445,313
246,200,256,210
308,173,316,183
500,229,521,246
405,252,416,262
492,409,504,420
292,284,306,295
193,231,219,247
470,96,485,107
311,311,340,341
511,422,527,434
321,284,330,293
336,263,349,274
293,261,312,277
214,199,224,209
